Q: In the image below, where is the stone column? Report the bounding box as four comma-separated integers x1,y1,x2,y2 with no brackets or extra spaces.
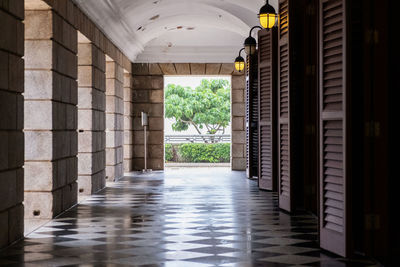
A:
77,33,106,197
105,59,124,181
231,74,246,170
0,0,24,248
24,3,78,219
132,64,164,170
124,73,134,172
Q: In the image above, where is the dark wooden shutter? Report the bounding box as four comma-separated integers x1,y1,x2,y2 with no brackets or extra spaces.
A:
302,0,319,215
277,0,305,212
258,28,277,191
278,0,292,211
319,0,347,257
246,52,259,179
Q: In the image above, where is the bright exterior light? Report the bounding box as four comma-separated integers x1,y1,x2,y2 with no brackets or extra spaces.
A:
235,56,245,72
234,48,245,72
258,1,277,29
259,13,277,29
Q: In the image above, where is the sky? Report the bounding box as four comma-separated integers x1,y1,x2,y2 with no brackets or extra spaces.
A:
164,76,232,135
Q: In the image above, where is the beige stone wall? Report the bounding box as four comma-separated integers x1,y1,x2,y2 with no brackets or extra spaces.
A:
231,75,246,170
0,0,25,249
124,73,134,172
132,64,164,170
105,59,124,180
35,0,134,176
77,35,106,197
24,5,78,219
0,0,135,249
22,0,132,185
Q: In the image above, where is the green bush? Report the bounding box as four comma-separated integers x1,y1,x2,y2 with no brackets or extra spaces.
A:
178,143,230,163
165,144,173,161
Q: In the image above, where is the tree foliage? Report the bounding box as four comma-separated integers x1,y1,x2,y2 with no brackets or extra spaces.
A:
165,79,231,134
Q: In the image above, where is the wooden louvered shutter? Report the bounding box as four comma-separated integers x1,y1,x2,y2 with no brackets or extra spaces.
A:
278,0,292,211
258,28,277,191
246,52,259,179
319,0,348,257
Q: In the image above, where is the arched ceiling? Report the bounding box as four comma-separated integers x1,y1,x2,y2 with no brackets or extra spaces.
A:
73,0,278,63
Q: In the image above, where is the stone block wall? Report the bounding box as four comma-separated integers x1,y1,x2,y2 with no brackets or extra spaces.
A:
132,64,164,171
77,34,106,197
105,59,124,181
24,4,78,219
0,0,25,249
231,75,246,170
0,0,134,249
22,0,132,187
124,73,134,172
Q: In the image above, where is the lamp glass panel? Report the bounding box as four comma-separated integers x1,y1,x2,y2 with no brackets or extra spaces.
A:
235,61,245,71
260,13,276,29
245,44,257,55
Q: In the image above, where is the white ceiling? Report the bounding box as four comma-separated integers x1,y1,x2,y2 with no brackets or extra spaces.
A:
73,0,278,63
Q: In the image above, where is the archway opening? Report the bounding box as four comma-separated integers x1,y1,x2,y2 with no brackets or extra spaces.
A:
164,76,232,169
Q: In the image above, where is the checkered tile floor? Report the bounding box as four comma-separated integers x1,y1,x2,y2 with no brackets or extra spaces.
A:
0,168,377,266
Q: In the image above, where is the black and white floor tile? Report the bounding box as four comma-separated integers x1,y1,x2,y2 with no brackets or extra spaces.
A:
0,168,378,266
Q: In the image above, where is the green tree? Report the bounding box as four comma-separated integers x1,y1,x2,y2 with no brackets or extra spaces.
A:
165,79,231,135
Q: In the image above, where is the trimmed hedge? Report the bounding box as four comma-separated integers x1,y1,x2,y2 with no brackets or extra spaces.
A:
165,144,173,161
165,143,230,163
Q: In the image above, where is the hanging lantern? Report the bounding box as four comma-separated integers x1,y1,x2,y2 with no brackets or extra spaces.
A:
234,48,245,72
244,36,257,56
235,55,245,72
244,26,262,55
258,0,277,29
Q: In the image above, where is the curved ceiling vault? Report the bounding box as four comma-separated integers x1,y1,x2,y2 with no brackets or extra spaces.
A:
73,0,278,63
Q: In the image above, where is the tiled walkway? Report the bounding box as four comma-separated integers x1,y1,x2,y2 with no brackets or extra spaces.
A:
0,168,375,266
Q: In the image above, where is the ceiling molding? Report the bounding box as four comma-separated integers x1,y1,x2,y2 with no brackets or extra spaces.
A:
135,46,244,63
132,63,245,76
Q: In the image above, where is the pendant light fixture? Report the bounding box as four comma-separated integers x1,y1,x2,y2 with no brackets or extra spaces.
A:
244,26,262,55
234,48,245,72
258,0,277,29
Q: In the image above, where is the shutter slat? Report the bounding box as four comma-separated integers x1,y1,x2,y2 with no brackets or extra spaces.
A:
325,206,343,218
324,183,343,193
325,176,343,185
325,198,343,209
325,222,344,233
324,214,343,227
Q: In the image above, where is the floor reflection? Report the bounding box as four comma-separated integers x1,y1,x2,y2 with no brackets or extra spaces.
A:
0,168,376,266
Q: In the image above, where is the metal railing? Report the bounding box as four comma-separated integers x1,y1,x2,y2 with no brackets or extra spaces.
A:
165,134,231,144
